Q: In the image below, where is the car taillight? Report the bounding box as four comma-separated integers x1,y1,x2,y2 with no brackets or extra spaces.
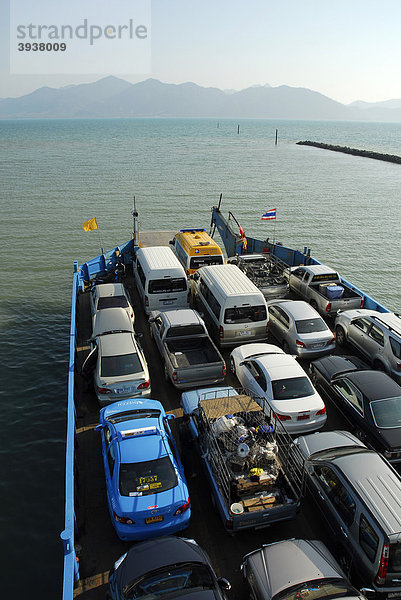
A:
360,298,364,308
97,387,111,394
296,339,306,348
225,518,234,530
316,406,327,416
326,302,332,313
375,543,390,585
273,412,291,421
174,498,190,515
113,511,134,525
222,364,227,376
138,379,150,390
219,326,224,339
172,371,178,383
145,295,149,307
266,321,269,332
131,312,134,319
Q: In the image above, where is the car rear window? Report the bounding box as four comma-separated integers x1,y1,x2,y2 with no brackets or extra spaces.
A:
97,296,129,310
272,376,315,400
389,543,401,572
166,325,205,337
295,318,328,333
119,456,178,496
274,578,358,600
148,278,187,294
101,353,142,377
370,397,401,428
126,563,214,598
224,305,267,324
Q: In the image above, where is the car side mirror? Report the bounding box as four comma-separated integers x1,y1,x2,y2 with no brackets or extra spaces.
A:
148,317,155,323
169,239,174,245
94,424,103,431
135,332,143,339
217,578,231,591
360,589,375,598
165,413,175,420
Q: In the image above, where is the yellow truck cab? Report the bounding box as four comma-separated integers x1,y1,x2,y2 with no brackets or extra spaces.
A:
170,229,224,276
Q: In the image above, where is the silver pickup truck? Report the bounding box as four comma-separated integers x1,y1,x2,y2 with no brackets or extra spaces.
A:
286,264,363,318
149,308,226,388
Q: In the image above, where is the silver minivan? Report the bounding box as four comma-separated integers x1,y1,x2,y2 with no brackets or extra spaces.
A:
192,264,269,347
294,429,401,597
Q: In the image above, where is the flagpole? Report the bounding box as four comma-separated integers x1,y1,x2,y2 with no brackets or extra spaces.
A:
97,224,104,255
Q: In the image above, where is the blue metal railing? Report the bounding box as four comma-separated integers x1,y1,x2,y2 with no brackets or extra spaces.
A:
61,263,79,600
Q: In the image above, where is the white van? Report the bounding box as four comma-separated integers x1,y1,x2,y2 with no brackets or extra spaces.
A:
133,246,189,314
192,264,269,347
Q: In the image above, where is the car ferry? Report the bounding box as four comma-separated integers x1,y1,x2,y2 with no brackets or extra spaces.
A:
62,200,390,600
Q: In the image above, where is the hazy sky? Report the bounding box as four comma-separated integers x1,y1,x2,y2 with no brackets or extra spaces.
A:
2,0,401,103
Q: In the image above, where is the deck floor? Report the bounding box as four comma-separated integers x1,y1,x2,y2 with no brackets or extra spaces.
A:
72,273,358,599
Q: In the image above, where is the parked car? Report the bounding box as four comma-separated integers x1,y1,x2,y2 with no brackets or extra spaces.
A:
108,536,231,600
90,282,134,324
95,398,191,541
267,299,335,357
335,309,401,384
242,538,366,600
82,307,150,405
230,343,326,433
293,429,401,597
310,355,401,462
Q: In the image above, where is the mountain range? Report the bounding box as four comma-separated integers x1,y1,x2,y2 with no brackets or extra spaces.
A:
2,76,401,121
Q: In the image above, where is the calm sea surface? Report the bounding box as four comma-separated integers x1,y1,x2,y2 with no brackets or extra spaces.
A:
0,117,400,598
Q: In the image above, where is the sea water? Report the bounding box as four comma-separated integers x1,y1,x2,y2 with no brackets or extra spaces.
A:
0,117,400,597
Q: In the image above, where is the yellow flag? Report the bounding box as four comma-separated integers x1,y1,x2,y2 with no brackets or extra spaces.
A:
82,217,98,232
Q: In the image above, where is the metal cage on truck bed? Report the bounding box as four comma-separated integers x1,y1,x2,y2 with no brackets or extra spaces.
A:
195,391,305,527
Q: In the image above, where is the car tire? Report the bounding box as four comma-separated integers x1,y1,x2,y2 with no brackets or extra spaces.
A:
335,325,346,347
230,357,236,375
283,341,290,354
373,360,386,372
310,300,318,311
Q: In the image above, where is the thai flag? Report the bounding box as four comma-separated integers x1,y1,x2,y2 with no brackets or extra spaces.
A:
261,208,276,220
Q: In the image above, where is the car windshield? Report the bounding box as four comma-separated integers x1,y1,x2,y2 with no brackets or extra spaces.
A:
272,376,314,400
224,305,267,324
295,318,328,333
370,397,401,429
148,278,187,294
106,409,161,424
97,296,129,310
274,578,358,600
190,255,223,269
119,456,178,497
125,562,214,599
101,353,142,377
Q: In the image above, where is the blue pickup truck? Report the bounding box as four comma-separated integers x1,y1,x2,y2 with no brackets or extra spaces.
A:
181,386,304,533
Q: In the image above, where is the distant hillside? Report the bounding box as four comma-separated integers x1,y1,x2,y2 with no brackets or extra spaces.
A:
2,77,401,121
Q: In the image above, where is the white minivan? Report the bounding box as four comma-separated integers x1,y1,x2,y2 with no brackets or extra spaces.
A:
192,264,269,347
133,246,190,314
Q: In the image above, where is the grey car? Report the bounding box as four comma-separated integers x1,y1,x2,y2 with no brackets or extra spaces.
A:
267,299,335,358
242,538,366,600
335,309,401,384
293,430,401,598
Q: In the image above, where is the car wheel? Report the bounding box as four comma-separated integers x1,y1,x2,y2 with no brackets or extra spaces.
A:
335,325,346,347
283,341,290,354
338,553,352,578
373,360,385,372
309,367,317,386
310,300,318,311
230,357,236,375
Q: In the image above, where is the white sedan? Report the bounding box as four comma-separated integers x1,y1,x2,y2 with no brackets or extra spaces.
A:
230,343,327,434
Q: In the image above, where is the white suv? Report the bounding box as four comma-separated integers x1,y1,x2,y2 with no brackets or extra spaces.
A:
335,309,401,384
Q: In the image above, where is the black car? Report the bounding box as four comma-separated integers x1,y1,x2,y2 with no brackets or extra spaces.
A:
310,354,401,462
108,536,231,600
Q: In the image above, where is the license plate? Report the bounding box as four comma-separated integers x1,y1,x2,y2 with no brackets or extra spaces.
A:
240,330,251,336
145,515,163,524
298,414,310,420
163,299,173,305
311,343,324,349
387,593,401,599
115,386,134,394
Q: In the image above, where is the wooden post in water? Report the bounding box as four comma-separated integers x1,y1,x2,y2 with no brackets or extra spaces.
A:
237,124,240,135
275,129,278,145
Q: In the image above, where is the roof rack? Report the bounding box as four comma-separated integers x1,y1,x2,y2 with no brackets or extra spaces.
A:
372,313,401,337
